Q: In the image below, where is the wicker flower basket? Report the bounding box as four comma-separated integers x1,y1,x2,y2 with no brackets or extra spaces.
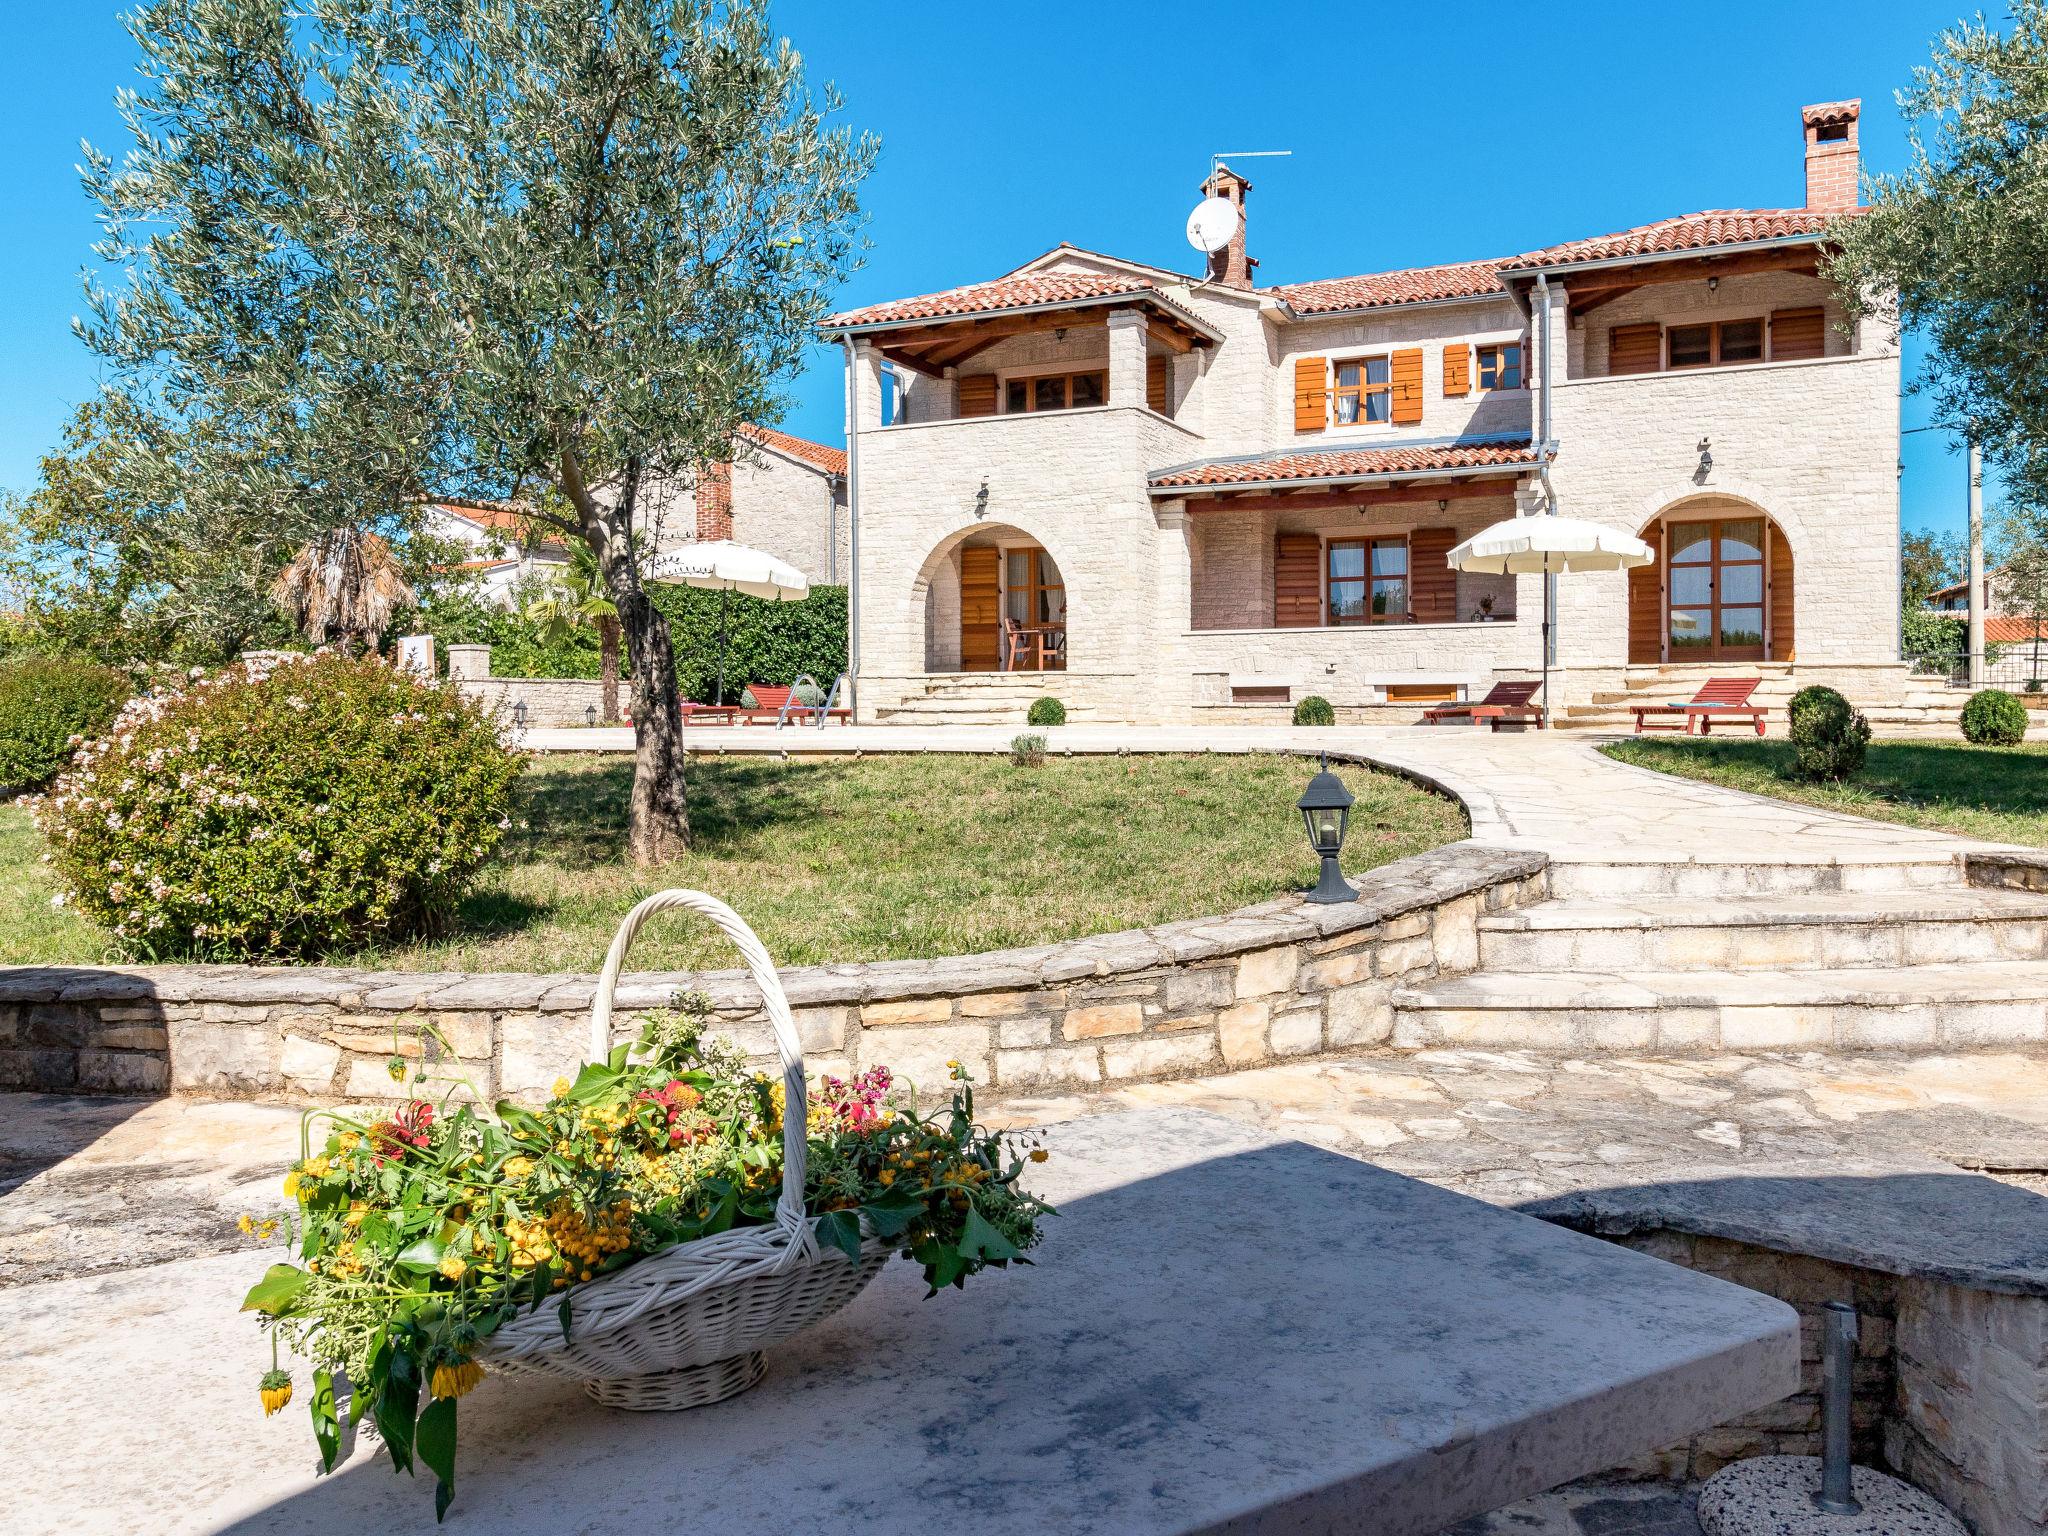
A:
478,889,893,1411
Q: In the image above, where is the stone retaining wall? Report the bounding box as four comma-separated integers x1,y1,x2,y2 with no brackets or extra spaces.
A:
1549,1226,2047,1536
0,844,1546,1106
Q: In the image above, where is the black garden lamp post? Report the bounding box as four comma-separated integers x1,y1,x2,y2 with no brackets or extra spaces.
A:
585,703,599,728
1297,754,1357,905
511,699,528,731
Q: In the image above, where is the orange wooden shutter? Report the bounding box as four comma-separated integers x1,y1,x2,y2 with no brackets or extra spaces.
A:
957,375,998,417
1442,344,1472,397
1770,307,1825,362
1609,324,1662,375
1274,533,1321,627
1407,527,1457,623
1390,348,1424,425
959,547,1001,669
1769,527,1795,660
1292,356,1328,433
1627,561,1662,663
1147,355,1169,414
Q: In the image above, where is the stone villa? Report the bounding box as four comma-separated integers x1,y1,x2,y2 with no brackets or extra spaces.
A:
820,99,1906,724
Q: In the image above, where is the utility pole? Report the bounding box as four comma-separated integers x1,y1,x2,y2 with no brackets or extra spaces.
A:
1968,437,1986,686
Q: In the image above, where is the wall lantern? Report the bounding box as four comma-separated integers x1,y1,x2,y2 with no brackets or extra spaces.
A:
1697,437,1714,477
1297,754,1357,905
511,699,528,731
974,477,990,518
585,703,599,728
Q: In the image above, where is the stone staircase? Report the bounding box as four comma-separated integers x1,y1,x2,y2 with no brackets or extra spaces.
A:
1392,851,2048,1052
1554,663,1971,735
871,673,1077,726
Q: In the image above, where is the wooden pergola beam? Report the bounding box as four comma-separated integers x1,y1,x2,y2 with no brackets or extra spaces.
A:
1560,246,1821,302
1173,476,1523,515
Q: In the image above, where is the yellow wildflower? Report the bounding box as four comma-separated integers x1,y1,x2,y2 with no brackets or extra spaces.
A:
502,1156,535,1180
551,1077,572,1099
343,1200,368,1227
438,1254,468,1282
429,1359,486,1399
281,1170,300,1198
237,1213,255,1234
1029,1148,1049,1164
259,1369,293,1416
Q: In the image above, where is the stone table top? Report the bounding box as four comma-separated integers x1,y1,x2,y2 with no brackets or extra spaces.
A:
6,1106,1799,1536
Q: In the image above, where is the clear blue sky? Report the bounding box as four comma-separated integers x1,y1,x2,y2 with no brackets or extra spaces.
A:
0,0,1996,536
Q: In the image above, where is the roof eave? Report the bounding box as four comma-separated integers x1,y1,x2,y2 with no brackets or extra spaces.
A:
1148,459,1536,499
819,289,1223,344
1269,288,1518,324
1499,230,1838,281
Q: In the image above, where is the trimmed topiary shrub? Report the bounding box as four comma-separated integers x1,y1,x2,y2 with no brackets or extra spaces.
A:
1027,696,1066,727
1292,695,1336,727
0,656,131,795
1786,684,1871,782
1962,687,2029,746
31,652,522,958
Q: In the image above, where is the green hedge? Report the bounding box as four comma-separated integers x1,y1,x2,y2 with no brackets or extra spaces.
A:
0,656,131,794
419,585,848,702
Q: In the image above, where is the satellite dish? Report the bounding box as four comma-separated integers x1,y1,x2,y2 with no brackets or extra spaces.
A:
1185,196,1239,254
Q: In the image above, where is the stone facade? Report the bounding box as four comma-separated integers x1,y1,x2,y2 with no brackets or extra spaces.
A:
639,431,849,586
834,107,1903,723
0,845,1546,1106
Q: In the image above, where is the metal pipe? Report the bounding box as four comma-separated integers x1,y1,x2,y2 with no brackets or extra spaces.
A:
1969,438,1986,687
1815,1300,1862,1515
841,334,863,721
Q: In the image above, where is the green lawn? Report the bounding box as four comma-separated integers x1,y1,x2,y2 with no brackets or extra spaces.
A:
1,752,1465,972
1602,736,2048,847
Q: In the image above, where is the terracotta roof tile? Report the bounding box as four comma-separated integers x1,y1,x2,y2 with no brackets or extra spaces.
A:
823,271,1158,328
1802,99,1861,127
1985,616,2048,645
1500,208,1860,272
1149,436,1539,491
741,423,846,476
1267,259,1509,315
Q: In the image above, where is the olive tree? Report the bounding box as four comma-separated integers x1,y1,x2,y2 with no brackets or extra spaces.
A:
82,0,874,861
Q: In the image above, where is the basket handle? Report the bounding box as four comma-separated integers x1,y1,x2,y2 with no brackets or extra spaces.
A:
588,890,812,1253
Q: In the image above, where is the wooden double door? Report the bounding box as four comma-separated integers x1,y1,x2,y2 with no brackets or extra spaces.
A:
1629,506,1794,663
960,544,1065,671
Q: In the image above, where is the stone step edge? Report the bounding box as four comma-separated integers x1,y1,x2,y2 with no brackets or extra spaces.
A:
1478,896,2048,933
1392,962,2048,1010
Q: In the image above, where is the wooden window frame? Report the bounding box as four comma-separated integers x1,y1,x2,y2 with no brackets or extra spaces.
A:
1330,354,1394,428
1326,534,1410,626
1664,317,1767,371
1001,368,1109,414
1474,342,1524,393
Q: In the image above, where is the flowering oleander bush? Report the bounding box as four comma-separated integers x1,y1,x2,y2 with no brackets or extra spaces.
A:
0,655,130,794
29,652,522,958
241,999,1050,1517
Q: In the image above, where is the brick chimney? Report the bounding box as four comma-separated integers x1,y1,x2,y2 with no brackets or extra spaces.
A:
695,458,733,541
1199,164,1256,288
1802,99,1861,213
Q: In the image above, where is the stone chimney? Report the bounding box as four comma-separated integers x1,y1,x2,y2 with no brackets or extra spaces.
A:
1200,164,1256,288
1802,100,1861,213
696,458,733,541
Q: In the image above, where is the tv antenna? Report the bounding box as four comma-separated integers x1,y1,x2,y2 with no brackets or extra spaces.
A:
1186,150,1291,254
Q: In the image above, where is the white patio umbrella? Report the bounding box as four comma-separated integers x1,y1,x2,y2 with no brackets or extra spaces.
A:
645,540,810,706
1446,514,1654,729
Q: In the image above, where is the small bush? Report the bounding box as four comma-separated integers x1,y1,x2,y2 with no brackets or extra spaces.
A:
32,653,523,958
1962,688,2029,746
790,677,827,708
1027,696,1066,727
1009,732,1048,767
0,656,130,794
1786,685,1871,781
1292,695,1336,727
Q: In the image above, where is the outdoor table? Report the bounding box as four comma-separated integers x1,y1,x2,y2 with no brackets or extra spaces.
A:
169,1107,1795,1534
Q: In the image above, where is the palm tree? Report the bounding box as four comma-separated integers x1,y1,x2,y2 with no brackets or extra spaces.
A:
525,542,624,723
271,527,416,654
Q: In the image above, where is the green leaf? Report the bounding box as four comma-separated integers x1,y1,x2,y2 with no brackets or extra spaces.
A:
394,1234,446,1270
813,1209,862,1265
310,1368,341,1473
417,1395,457,1522
958,1207,1021,1265
373,1365,419,1475
565,1061,622,1102
859,1198,922,1240
241,1263,309,1316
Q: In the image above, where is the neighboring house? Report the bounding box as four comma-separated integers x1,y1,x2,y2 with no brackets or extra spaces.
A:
641,424,850,586
422,500,571,607
1927,567,2047,646
819,99,1906,723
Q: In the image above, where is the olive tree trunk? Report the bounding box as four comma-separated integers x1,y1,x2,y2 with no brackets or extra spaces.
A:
617,588,690,863
598,615,622,725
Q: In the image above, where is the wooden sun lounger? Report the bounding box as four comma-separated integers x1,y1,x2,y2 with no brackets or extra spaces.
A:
1630,676,1768,736
678,701,742,726
1421,680,1544,732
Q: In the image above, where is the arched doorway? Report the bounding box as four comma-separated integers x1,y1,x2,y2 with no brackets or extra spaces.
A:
912,524,1069,674
1630,498,1795,663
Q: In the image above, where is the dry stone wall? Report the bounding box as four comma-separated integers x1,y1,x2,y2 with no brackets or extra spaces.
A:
0,844,1544,1107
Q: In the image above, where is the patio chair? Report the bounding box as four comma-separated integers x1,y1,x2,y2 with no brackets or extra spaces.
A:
1630,676,1767,736
738,684,794,724
1420,680,1544,731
